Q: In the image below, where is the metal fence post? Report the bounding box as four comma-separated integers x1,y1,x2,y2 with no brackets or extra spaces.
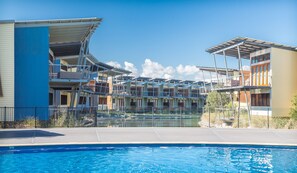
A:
267,107,269,129
3,106,6,129
67,107,69,128
208,108,210,128
94,107,97,127
34,107,37,128
237,108,240,128
152,107,154,127
180,107,182,127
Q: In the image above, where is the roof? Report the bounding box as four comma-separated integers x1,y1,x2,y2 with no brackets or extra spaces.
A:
166,79,181,83
181,80,195,84
150,78,167,82
206,37,297,59
115,76,134,81
58,54,99,65
135,77,151,81
15,18,102,56
99,67,131,76
197,66,240,75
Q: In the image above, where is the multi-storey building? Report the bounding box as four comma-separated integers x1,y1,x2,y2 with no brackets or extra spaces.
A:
0,17,128,120
206,37,297,118
108,76,205,113
0,17,205,122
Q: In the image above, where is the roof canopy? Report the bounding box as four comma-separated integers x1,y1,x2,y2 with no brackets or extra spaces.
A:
15,18,102,56
197,66,241,75
206,37,297,59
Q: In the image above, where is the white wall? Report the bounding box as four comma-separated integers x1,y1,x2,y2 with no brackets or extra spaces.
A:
0,22,14,107
0,22,15,121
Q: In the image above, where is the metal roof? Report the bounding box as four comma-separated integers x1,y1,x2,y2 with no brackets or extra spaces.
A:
166,79,181,83
106,68,131,76
206,37,297,59
15,18,102,56
150,78,167,82
181,80,195,84
135,77,151,81
197,66,240,75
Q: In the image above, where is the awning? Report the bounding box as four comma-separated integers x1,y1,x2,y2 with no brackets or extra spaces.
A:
15,17,102,56
206,37,297,59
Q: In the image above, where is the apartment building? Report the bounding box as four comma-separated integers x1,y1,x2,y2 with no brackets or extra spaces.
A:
0,18,110,120
107,76,205,113
0,17,204,121
206,37,297,117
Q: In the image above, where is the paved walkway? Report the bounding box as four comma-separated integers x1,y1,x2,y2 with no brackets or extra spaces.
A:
0,128,297,146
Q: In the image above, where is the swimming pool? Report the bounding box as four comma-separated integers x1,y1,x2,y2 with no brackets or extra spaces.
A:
0,144,296,172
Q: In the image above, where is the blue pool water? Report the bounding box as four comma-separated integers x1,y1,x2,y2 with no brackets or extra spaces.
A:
0,144,296,172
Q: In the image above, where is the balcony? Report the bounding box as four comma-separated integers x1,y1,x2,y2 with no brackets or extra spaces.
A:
143,91,159,97
49,64,91,81
160,92,174,98
211,74,272,92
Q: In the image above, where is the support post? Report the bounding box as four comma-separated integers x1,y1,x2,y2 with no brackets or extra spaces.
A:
238,90,240,128
223,51,234,112
213,54,220,85
244,89,251,127
212,54,225,117
237,45,245,86
201,70,207,93
209,71,213,90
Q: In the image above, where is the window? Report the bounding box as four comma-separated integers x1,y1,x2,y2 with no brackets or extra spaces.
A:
79,96,86,104
49,93,53,105
251,93,270,106
251,53,270,64
61,95,68,105
130,101,136,107
263,65,267,85
99,98,107,104
260,66,263,85
255,67,258,85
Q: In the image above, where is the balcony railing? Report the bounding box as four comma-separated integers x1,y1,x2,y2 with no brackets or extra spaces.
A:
49,64,91,80
160,92,174,97
110,90,202,98
211,74,272,90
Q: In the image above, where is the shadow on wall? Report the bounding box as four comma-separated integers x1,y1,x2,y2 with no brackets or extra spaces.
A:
0,130,64,139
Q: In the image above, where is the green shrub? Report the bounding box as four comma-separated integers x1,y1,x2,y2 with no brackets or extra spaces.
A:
289,95,297,120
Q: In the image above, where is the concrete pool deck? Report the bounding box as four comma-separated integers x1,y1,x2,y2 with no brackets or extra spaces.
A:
0,127,297,146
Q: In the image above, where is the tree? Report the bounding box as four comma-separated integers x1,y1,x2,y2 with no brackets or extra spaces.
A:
205,91,230,112
289,95,297,120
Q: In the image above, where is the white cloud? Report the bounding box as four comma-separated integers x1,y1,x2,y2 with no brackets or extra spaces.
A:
106,59,205,81
141,59,175,79
124,61,138,76
106,61,121,68
176,64,200,75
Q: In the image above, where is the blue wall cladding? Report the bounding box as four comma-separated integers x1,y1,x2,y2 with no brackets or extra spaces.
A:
15,27,49,120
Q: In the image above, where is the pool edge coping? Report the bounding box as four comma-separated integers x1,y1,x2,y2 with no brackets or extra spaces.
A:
1,141,297,147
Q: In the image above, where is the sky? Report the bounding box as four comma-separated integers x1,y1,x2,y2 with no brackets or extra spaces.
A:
1,0,296,80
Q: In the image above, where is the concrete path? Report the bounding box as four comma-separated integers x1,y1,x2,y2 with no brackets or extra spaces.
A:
0,128,297,146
